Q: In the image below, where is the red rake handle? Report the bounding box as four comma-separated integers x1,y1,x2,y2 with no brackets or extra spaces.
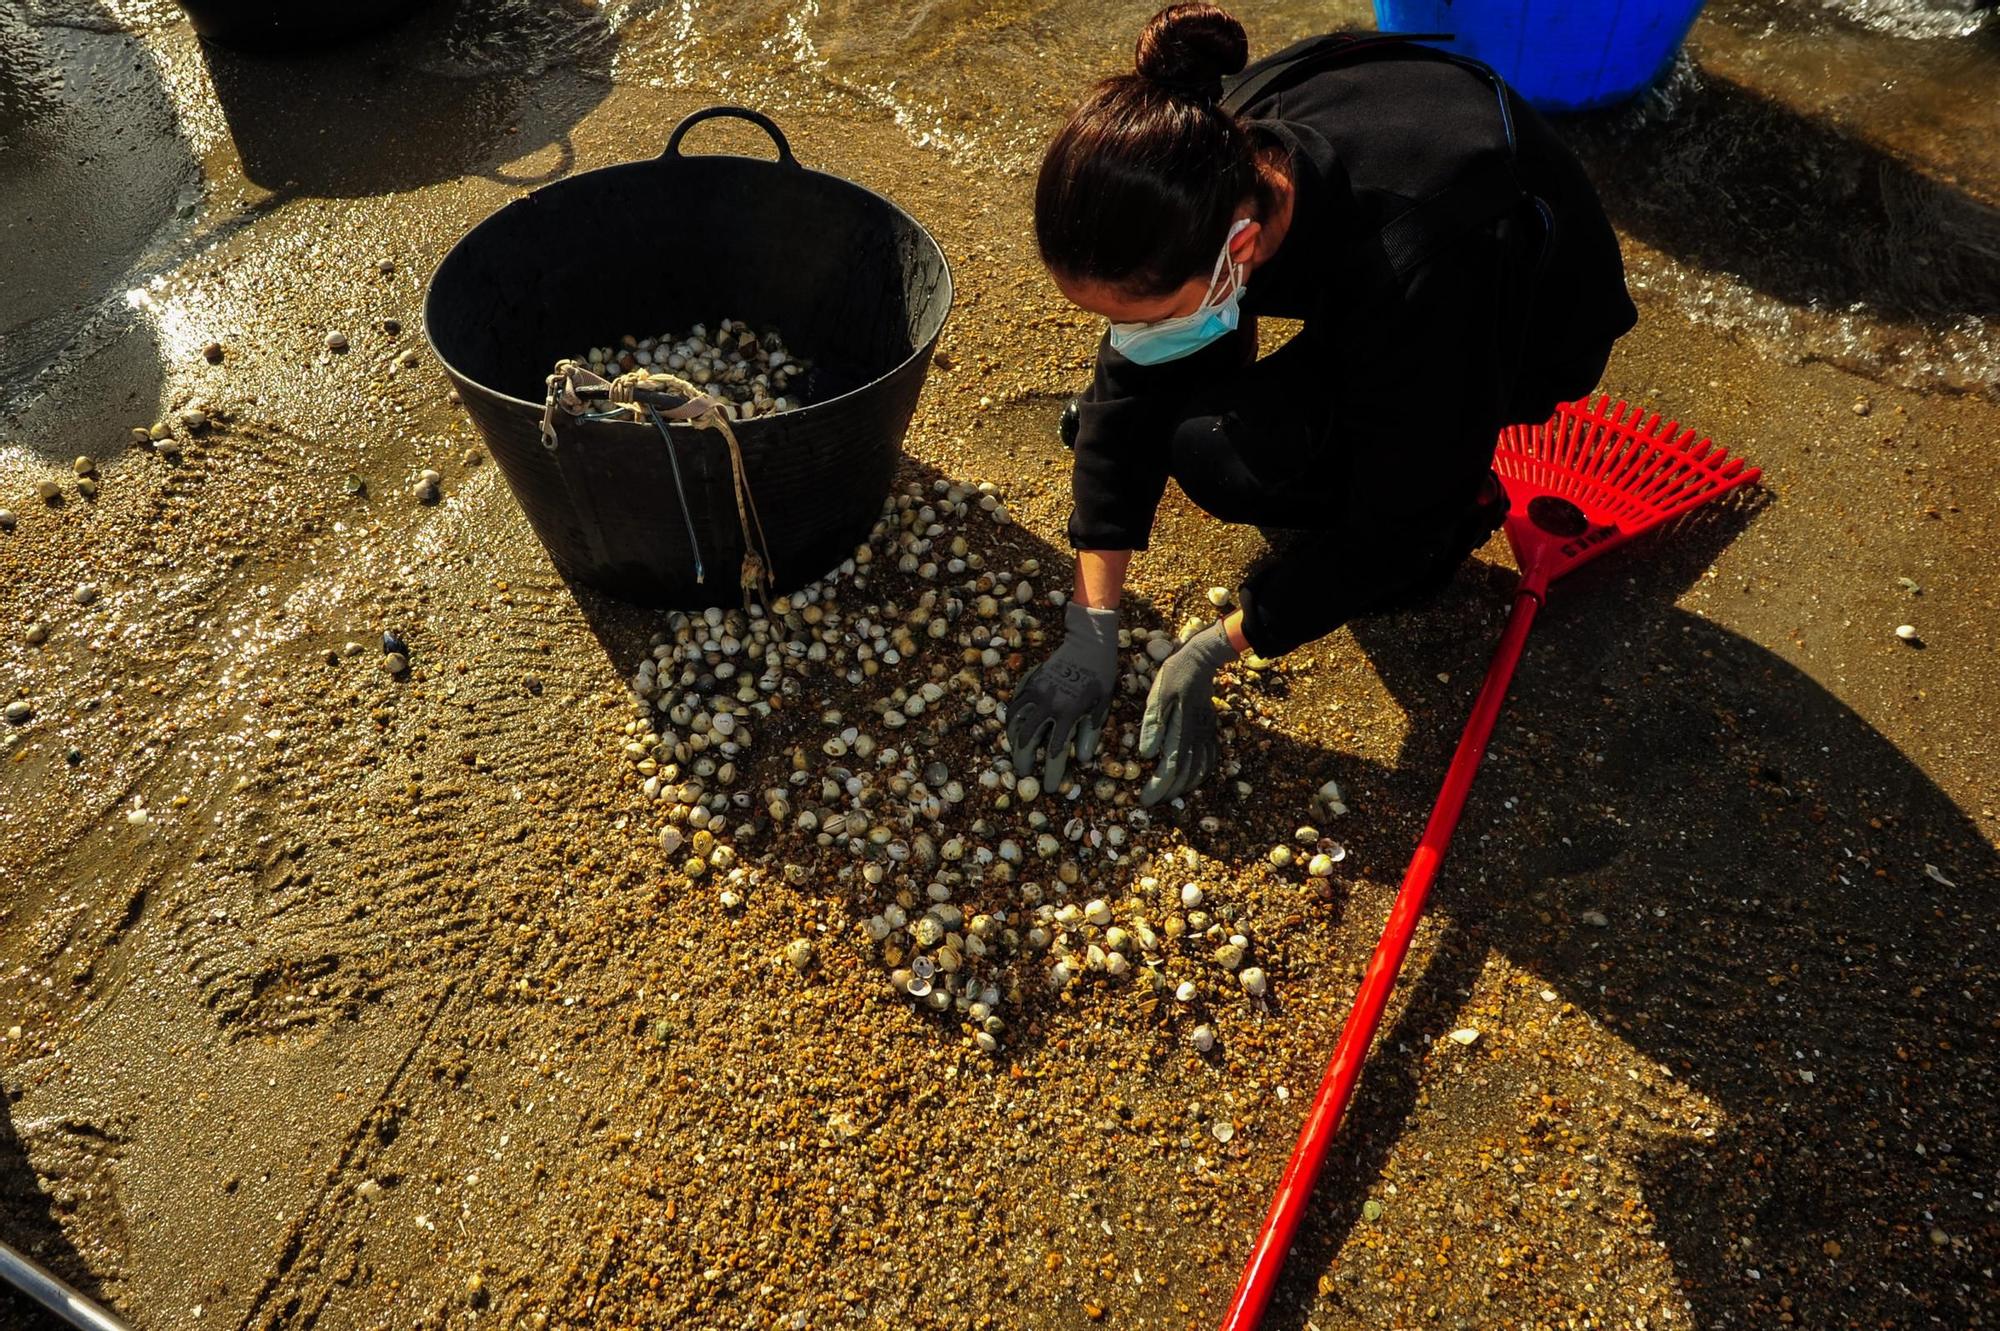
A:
1220,583,1545,1331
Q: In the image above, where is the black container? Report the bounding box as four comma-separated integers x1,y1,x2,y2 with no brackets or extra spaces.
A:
173,0,425,50
425,106,954,607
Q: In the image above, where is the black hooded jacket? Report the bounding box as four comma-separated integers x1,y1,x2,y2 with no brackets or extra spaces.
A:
1064,40,1638,593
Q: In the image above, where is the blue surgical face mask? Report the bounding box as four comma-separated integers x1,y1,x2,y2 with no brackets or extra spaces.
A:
1107,218,1253,366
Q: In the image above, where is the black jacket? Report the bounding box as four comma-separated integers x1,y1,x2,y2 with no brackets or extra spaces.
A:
1064,39,1638,559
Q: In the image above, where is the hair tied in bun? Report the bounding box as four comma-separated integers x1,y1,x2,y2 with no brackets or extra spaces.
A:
1134,3,1248,106
1154,72,1222,106
1036,1,1273,297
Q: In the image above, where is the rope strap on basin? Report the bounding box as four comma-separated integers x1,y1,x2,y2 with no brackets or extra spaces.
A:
540,360,775,606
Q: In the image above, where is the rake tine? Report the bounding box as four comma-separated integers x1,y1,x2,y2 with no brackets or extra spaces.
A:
1609,421,1665,489
1633,451,1690,508
1558,399,1589,469
1659,463,1713,514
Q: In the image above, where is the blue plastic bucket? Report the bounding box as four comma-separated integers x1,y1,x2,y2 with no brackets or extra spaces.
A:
1372,0,1707,112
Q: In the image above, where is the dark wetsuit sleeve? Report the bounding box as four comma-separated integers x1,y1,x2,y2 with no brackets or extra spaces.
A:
1065,371,1172,551
1066,331,1252,551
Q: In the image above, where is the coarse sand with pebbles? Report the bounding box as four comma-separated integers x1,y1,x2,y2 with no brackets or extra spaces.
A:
2,5,1997,1331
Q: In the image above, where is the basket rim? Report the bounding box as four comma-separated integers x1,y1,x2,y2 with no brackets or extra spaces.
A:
421,150,956,427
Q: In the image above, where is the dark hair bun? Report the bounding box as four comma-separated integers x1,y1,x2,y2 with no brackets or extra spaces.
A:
1134,3,1247,104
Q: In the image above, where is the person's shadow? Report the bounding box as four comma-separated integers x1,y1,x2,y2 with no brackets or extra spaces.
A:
1235,487,1999,1330
541,441,1990,1327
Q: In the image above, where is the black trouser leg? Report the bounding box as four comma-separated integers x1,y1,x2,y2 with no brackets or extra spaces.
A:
1214,474,1506,658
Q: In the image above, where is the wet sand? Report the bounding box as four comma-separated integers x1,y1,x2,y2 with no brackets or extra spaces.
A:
2,5,1996,1331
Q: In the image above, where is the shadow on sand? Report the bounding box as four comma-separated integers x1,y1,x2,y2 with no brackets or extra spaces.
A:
1255,490,1996,1329
0,1088,127,1327
545,434,1992,1327
1560,64,2000,329
192,0,621,202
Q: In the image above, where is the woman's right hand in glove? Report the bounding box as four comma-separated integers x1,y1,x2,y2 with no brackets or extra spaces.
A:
1004,599,1121,789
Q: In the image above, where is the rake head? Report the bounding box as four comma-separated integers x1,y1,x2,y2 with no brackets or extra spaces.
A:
1494,395,1762,595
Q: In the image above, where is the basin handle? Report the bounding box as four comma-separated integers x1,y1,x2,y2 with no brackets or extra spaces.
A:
663,106,799,168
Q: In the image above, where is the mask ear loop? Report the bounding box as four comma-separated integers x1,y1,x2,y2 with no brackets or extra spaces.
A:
1201,216,1256,308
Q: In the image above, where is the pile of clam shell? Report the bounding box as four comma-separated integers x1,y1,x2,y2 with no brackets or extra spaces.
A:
573,319,810,420
613,478,1351,1056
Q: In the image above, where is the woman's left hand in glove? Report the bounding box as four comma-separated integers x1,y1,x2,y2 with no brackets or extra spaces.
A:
1139,617,1241,806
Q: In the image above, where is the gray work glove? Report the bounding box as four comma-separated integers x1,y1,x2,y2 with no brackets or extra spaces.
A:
1005,600,1120,789
1139,619,1240,807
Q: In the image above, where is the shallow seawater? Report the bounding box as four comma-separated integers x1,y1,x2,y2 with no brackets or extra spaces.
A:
1803,0,1993,39
1653,0,2000,394
6,0,1998,413
0,4,200,391
593,0,2000,396
345,0,2000,398
620,0,1368,171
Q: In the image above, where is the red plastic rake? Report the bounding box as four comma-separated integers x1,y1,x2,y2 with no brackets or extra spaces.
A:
1220,396,1762,1331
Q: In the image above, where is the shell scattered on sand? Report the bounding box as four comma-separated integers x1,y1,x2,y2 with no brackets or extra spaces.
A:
608,477,1350,1055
